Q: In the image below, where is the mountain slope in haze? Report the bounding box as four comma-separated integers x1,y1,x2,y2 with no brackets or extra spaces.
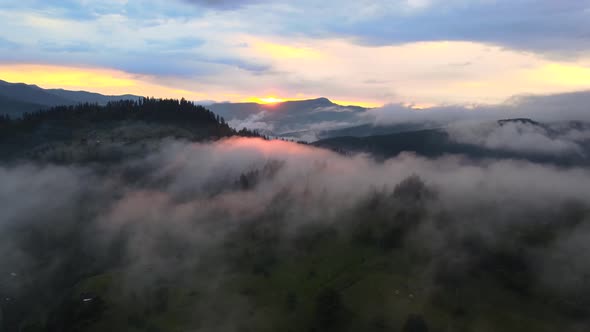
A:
0,80,141,116
278,122,439,142
0,94,47,115
314,119,590,166
315,129,474,158
316,122,435,138
208,97,369,136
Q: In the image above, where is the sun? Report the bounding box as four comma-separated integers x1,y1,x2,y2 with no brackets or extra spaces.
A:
258,97,285,104
243,96,286,104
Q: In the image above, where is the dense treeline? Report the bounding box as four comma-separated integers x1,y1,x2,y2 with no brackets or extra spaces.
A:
0,98,266,162
0,97,263,138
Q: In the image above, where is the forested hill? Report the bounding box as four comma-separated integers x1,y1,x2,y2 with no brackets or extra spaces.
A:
0,98,263,163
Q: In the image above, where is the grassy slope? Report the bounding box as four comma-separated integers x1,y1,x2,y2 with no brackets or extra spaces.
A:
56,237,567,332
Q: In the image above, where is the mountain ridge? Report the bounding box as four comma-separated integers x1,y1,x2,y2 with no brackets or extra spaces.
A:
0,79,142,116
207,97,368,136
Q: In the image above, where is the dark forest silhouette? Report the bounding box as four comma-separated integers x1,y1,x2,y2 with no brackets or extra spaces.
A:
0,97,264,139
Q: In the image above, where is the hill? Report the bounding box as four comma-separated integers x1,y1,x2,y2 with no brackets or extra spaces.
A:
0,97,261,163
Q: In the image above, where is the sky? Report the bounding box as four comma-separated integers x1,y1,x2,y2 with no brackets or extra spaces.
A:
1,0,590,107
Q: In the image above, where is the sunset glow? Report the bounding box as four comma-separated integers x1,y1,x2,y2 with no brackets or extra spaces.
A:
0,64,138,90
257,97,285,104
0,64,208,100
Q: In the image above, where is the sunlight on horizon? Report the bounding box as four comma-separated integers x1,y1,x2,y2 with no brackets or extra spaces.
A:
249,96,285,104
0,64,383,107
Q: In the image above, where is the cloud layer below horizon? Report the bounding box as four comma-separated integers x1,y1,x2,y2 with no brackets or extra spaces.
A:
3,137,590,309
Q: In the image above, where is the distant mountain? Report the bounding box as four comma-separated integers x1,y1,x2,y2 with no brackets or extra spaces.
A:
207,97,369,135
276,122,437,143
0,80,73,107
314,129,475,158
0,80,141,116
497,118,542,127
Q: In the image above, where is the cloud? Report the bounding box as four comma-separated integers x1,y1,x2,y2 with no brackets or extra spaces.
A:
151,1,589,58
228,112,275,132
1,0,203,21
365,91,590,156
181,0,260,10
1,2,589,104
7,0,589,62
368,90,590,125
448,121,585,156
272,0,590,58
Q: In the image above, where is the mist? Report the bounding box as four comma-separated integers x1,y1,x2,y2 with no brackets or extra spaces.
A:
368,90,590,126
447,120,590,156
2,137,590,330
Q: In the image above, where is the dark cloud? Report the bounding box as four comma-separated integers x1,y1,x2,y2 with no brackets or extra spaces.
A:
4,0,589,62
278,0,590,58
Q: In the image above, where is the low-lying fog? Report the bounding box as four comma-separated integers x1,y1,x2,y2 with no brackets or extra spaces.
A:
2,137,590,330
